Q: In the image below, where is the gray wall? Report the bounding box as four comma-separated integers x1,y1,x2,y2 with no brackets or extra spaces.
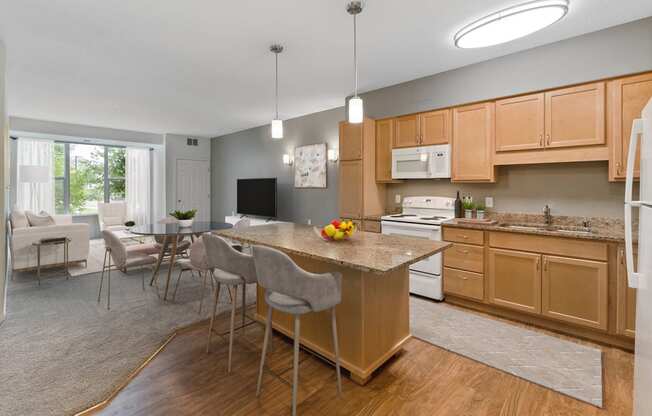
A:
211,107,342,225
211,17,652,223
165,134,211,213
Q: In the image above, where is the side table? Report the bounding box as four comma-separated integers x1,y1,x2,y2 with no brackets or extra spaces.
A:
32,237,70,286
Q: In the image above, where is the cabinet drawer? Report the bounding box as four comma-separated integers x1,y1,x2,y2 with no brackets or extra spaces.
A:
489,231,607,261
443,243,484,273
443,227,484,245
444,268,484,301
363,220,381,233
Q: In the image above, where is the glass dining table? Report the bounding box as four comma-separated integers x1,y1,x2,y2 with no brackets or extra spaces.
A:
130,221,233,301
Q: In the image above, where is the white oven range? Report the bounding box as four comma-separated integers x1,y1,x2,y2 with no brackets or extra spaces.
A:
380,196,455,300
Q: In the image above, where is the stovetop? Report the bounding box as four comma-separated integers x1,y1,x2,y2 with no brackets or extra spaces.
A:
380,196,456,226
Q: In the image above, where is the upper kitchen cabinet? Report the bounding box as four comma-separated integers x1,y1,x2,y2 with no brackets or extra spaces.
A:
545,82,605,149
495,93,545,152
375,118,395,183
609,72,652,181
339,121,363,161
393,114,419,148
420,109,451,145
452,102,496,182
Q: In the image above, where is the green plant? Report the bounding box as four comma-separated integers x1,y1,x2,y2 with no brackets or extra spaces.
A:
475,202,486,211
169,209,197,220
462,200,475,210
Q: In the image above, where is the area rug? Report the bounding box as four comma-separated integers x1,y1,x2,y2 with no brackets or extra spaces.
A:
0,268,256,416
410,297,603,407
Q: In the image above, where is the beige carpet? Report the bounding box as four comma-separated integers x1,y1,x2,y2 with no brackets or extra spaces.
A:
0,267,256,416
410,296,603,407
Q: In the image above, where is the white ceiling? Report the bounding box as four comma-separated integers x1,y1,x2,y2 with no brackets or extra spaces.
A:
1,0,651,137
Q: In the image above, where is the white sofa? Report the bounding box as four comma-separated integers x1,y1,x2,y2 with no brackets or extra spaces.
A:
9,214,90,271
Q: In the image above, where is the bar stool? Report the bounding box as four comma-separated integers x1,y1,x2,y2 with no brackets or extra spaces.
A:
253,245,342,416
203,234,258,373
173,236,214,314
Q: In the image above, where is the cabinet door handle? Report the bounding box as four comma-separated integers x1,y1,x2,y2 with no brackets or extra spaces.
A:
539,134,543,147
620,248,625,265
616,162,622,176
536,257,540,271
546,134,551,146
543,258,548,271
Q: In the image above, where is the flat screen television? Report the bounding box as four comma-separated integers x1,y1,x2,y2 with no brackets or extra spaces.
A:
237,178,277,218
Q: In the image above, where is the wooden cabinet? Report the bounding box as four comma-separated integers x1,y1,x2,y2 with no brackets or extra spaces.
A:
420,109,451,145
338,119,385,221
393,115,419,148
541,255,608,330
488,248,541,314
545,82,605,149
443,268,484,301
617,246,637,337
375,119,394,182
362,219,381,233
452,102,495,182
392,110,452,149
443,226,485,301
444,243,484,274
495,93,544,152
609,72,652,180
339,122,363,161
339,160,363,219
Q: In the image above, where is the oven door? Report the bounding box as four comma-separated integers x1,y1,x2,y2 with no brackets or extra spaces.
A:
381,221,442,276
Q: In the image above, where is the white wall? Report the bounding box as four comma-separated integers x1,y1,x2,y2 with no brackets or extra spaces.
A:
164,134,211,214
1,40,8,323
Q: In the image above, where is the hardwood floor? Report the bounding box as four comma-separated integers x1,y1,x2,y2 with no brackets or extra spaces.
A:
96,305,634,416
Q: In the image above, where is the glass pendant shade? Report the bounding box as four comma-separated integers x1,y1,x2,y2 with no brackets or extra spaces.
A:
271,119,283,139
348,97,363,124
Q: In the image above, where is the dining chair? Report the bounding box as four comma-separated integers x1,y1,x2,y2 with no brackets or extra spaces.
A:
203,234,257,374
173,236,214,314
253,245,342,416
97,230,158,310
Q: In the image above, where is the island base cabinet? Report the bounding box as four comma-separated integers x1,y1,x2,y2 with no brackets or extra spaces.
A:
256,255,410,385
488,248,541,314
542,255,608,331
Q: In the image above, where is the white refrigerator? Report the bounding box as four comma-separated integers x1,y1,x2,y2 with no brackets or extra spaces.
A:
625,97,652,416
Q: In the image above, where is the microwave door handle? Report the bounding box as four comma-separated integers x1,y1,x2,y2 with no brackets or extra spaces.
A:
624,118,643,289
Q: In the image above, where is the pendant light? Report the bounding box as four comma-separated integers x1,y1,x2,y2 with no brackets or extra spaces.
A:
346,1,364,124
270,44,284,139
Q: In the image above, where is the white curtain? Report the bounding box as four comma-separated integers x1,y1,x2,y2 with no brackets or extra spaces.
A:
16,138,55,213
126,147,151,225
151,146,166,222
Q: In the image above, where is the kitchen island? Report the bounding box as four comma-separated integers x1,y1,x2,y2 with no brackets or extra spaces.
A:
215,223,450,384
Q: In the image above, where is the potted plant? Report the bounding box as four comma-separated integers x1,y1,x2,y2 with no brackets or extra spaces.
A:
475,202,486,220
170,209,197,228
462,200,475,219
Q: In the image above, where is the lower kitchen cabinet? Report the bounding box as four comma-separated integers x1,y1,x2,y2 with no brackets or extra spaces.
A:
617,247,637,337
488,248,541,314
541,255,608,330
443,267,484,301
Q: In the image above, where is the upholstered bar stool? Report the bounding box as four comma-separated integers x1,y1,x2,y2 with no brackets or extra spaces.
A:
203,234,258,373
253,245,342,416
173,236,214,314
97,230,157,310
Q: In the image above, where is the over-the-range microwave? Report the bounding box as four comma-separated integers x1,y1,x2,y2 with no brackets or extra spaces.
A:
391,144,451,179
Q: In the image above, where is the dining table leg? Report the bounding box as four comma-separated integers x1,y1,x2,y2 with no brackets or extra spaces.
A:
149,238,170,286
163,238,179,301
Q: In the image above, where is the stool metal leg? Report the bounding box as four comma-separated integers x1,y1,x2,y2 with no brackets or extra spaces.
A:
241,283,246,330
172,268,186,301
206,282,222,353
292,315,301,416
256,306,273,396
37,245,41,286
107,255,111,310
331,307,342,396
199,271,208,314
98,248,108,303
227,285,237,374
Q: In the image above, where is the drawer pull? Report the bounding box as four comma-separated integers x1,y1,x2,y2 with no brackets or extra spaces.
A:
457,249,470,255
461,235,468,239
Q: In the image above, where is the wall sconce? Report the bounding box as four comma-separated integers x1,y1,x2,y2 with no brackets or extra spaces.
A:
282,153,293,165
327,148,339,162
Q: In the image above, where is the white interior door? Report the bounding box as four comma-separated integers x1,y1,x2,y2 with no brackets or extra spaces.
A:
176,159,210,222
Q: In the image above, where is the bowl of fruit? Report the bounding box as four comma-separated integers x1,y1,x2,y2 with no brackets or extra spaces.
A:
316,219,356,242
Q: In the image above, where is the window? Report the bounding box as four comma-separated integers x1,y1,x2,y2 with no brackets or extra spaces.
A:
53,143,126,215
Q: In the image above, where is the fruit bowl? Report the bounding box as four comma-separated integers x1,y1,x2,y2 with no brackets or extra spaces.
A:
316,219,356,242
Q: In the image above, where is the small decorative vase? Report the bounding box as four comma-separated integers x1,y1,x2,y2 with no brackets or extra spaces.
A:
476,210,485,220
178,219,194,228
464,209,473,219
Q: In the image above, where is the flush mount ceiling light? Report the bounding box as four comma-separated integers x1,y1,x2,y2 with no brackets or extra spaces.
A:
346,1,364,124
454,0,569,49
270,44,284,139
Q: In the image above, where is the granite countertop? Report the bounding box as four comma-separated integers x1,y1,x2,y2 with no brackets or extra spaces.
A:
443,212,631,243
215,223,450,274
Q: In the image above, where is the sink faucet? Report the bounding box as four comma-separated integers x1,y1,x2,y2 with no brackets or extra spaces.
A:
544,205,552,226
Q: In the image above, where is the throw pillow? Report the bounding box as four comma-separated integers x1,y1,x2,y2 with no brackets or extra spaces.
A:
25,210,56,227
10,210,29,229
